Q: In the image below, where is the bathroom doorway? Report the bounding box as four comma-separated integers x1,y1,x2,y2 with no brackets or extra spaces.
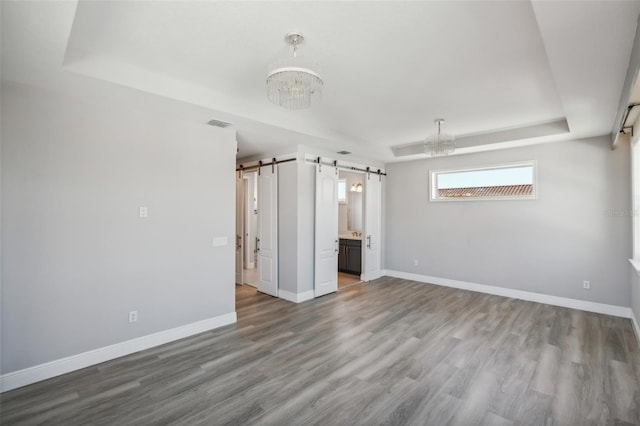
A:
337,170,364,289
242,171,259,287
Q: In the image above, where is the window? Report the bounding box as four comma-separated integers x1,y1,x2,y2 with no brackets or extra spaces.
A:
430,161,536,201
338,179,347,203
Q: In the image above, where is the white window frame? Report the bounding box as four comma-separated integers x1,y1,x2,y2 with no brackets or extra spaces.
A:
429,160,537,202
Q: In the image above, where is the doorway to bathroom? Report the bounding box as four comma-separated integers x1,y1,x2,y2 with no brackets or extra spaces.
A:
241,171,259,287
337,170,364,289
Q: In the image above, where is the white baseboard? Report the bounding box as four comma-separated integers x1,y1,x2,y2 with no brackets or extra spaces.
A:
384,270,632,319
0,312,237,393
279,289,315,303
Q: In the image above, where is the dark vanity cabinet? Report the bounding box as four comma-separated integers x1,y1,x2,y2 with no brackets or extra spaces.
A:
346,241,361,273
338,239,362,275
338,241,348,271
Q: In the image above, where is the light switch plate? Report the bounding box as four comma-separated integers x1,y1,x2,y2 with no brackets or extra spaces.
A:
212,237,228,247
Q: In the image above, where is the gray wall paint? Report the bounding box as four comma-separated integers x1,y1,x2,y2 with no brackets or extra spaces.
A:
385,136,632,307
1,82,237,374
278,162,298,294
297,163,315,294
612,14,640,145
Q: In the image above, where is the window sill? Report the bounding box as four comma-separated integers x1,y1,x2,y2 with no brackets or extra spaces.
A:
629,259,640,275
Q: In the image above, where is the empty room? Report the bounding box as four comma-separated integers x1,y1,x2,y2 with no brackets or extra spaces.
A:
3,1,640,424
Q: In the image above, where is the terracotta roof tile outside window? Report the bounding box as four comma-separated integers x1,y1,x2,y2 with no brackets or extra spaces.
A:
438,184,533,198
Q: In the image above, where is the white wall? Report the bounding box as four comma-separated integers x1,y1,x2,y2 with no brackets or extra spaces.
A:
278,162,298,294
1,81,237,374
297,162,316,294
385,136,631,307
339,195,348,232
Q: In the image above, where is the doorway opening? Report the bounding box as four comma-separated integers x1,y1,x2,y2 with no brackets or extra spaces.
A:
235,163,279,299
243,171,259,287
337,170,363,289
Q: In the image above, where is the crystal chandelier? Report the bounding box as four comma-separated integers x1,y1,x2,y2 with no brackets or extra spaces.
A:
425,118,455,156
266,32,323,110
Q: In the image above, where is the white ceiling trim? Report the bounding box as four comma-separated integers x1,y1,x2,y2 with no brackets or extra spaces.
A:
391,118,570,157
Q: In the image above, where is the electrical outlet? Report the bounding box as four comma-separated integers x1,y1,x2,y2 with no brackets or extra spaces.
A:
129,310,138,323
413,259,419,266
139,207,148,218
583,280,591,290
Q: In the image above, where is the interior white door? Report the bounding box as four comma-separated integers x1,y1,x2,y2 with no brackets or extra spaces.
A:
257,165,278,297
314,164,339,297
235,173,244,285
363,172,382,282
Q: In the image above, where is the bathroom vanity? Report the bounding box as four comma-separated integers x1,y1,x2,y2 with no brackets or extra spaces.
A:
338,234,362,275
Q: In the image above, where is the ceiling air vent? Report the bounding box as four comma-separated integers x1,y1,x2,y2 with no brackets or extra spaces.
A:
337,150,351,155
207,119,232,128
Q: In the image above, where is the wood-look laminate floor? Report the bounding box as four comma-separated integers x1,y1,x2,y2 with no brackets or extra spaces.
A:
338,272,361,289
2,277,640,425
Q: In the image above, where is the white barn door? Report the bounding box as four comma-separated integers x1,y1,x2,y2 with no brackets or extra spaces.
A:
257,165,278,297
314,164,339,297
363,172,382,282
235,173,244,285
